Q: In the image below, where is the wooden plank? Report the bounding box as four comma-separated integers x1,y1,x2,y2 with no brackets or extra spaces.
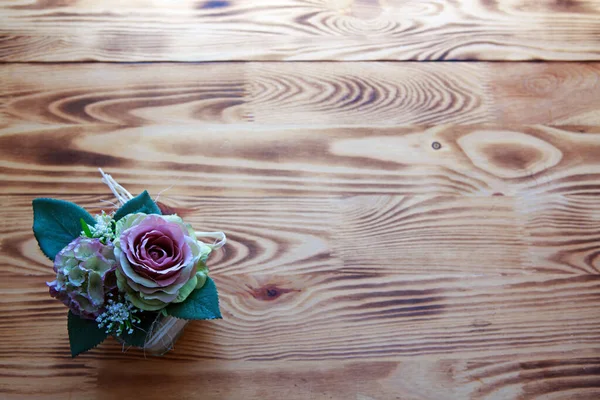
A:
1,0,600,61
2,355,599,399
4,194,599,277
523,195,600,275
1,125,599,196
333,195,527,274
0,195,342,276
0,63,249,125
247,62,491,125
3,63,600,126
248,62,600,126
489,63,600,125
73,356,600,400
2,271,600,361
335,194,600,275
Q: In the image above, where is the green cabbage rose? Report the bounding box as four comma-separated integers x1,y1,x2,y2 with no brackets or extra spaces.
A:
113,213,211,311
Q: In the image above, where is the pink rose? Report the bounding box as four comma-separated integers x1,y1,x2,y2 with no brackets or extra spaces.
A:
114,214,211,311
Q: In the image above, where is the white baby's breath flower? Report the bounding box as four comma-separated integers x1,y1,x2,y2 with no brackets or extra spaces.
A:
82,211,116,243
96,296,141,336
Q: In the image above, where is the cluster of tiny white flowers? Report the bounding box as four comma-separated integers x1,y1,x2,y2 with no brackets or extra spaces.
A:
96,295,141,336
89,212,115,242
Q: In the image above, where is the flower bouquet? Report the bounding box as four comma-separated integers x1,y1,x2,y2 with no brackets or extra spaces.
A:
32,170,225,357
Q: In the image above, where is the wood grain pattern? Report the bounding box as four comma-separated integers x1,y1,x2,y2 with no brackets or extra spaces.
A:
4,198,600,358
2,356,600,399
523,195,600,275
0,63,249,125
1,0,600,61
5,193,600,277
2,1,600,397
247,62,491,125
3,194,600,366
489,63,600,125
2,62,488,125
2,258,600,397
3,63,600,126
1,124,599,196
6,270,600,361
1,166,600,396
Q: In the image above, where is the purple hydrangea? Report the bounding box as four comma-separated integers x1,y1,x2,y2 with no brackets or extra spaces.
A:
47,237,118,319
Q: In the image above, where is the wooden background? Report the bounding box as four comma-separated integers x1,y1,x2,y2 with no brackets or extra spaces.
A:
2,1,600,399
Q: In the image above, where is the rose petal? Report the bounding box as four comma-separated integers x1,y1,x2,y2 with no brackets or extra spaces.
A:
117,250,160,289
139,289,178,303
148,245,167,262
133,262,195,294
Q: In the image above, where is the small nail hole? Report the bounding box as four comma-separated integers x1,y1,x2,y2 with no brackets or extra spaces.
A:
432,142,442,150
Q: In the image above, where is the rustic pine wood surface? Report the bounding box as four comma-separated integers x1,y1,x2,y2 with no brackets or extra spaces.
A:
1,1,600,399
1,0,600,61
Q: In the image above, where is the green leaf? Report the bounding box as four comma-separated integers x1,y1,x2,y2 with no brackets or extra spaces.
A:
166,277,221,320
80,218,93,238
118,312,160,348
67,311,108,357
32,198,95,261
113,190,161,222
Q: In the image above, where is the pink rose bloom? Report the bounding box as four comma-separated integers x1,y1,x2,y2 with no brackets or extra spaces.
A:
114,214,211,311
